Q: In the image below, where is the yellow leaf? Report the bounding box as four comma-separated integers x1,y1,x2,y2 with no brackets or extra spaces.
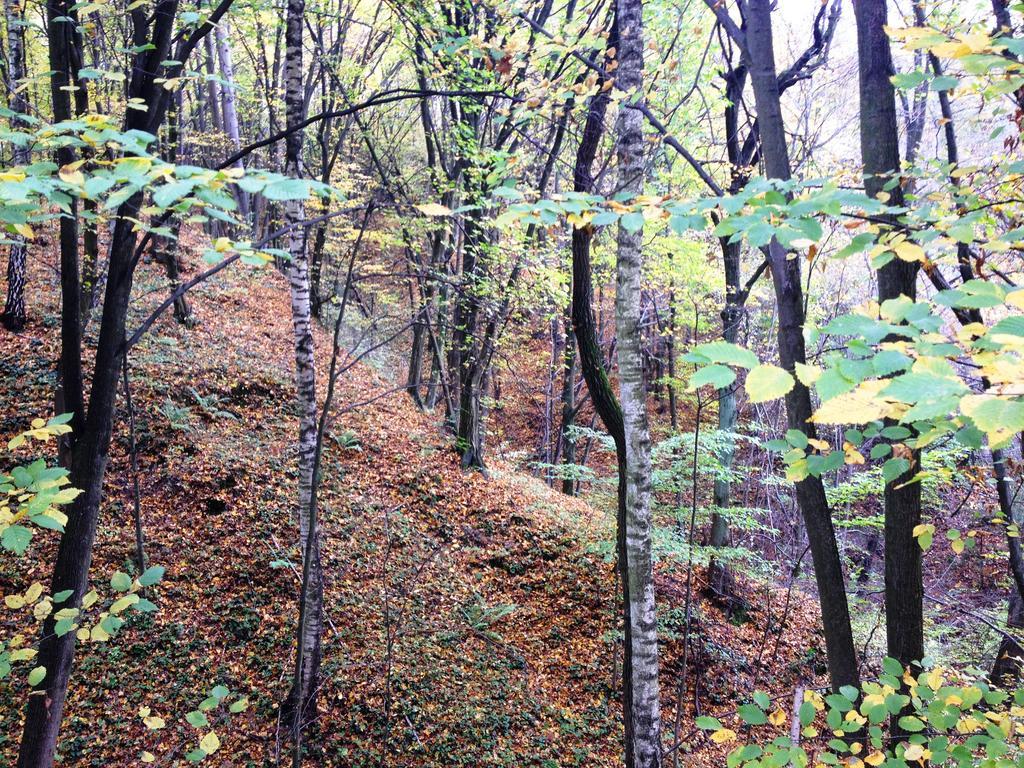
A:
810,384,890,425
138,706,151,718
903,743,925,761
795,362,821,386
893,241,925,262
33,598,52,621
24,582,42,604
140,752,156,763
58,165,85,187
768,707,787,726
710,728,736,744
143,715,166,730
1006,290,1024,310
865,752,885,766
414,202,452,217
5,594,25,610
199,731,221,754
951,538,965,554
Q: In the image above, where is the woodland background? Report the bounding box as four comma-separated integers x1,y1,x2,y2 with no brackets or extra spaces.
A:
2,0,1024,766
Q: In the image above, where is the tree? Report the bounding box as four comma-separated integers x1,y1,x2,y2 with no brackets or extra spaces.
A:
853,0,925,682
17,3,233,763
614,0,663,762
279,0,326,741
2,0,31,331
708,0,861,691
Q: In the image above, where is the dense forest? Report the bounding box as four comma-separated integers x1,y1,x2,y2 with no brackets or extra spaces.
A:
2,0,1024,765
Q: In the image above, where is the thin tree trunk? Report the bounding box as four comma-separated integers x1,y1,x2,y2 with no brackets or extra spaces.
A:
743,0,860,692
567,16,647,764
215,19,250,219
155,90,198,326
615,0,662,763
560,311,578,496
280,0,325,739
708,242,742,597
2,0,30,331
854,0,924,680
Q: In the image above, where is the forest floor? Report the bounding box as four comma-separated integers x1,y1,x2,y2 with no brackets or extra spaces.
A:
2,241,827,766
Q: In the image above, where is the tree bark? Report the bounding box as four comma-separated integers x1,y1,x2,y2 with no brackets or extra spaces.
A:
854,0,925,676
19,1,230,762
742,0,860,692
560,311,578,496
280,0,325,734
215,19,250,219
615,0,662,764
2,0,30,331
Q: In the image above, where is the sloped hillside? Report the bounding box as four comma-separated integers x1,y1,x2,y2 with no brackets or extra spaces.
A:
0,248,823,766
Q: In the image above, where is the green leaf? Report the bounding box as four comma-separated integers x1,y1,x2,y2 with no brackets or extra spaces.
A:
696,715,722,730
110,571,132,592
185,748,207,762
882,457,911,484
737,702,768,725
746,364,795,404
27,665,45,686
261,178,309,201
689,341,759,369
1,525,32,554
186,710,209,727
869,443,891,459
228,697,249,713
689,364,736,390
785,429,809,449
898,715,926,732
799,700,816,726
930,75,958,91
210,684,230,700
825,694,853,712
620,211,645,233
152,180,194,209
881,372,967,404
138,565,165,587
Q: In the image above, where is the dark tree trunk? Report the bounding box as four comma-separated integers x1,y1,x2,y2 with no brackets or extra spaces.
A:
854,0,924,677
19,2,227,762
743,0,860,692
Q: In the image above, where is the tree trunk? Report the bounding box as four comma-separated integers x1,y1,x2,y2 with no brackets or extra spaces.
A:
560,311,578,496
854,0,924,677
215,19,250,220
743,0,860,692
155,90,198,327
2,0,30,331
707,240,742,598
615,0,662,763
280,0,325,734
19,1,201,761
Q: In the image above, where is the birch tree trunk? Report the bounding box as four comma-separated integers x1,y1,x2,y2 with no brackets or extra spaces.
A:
614,0,662,763
2,0,30,331
281,0,325,736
